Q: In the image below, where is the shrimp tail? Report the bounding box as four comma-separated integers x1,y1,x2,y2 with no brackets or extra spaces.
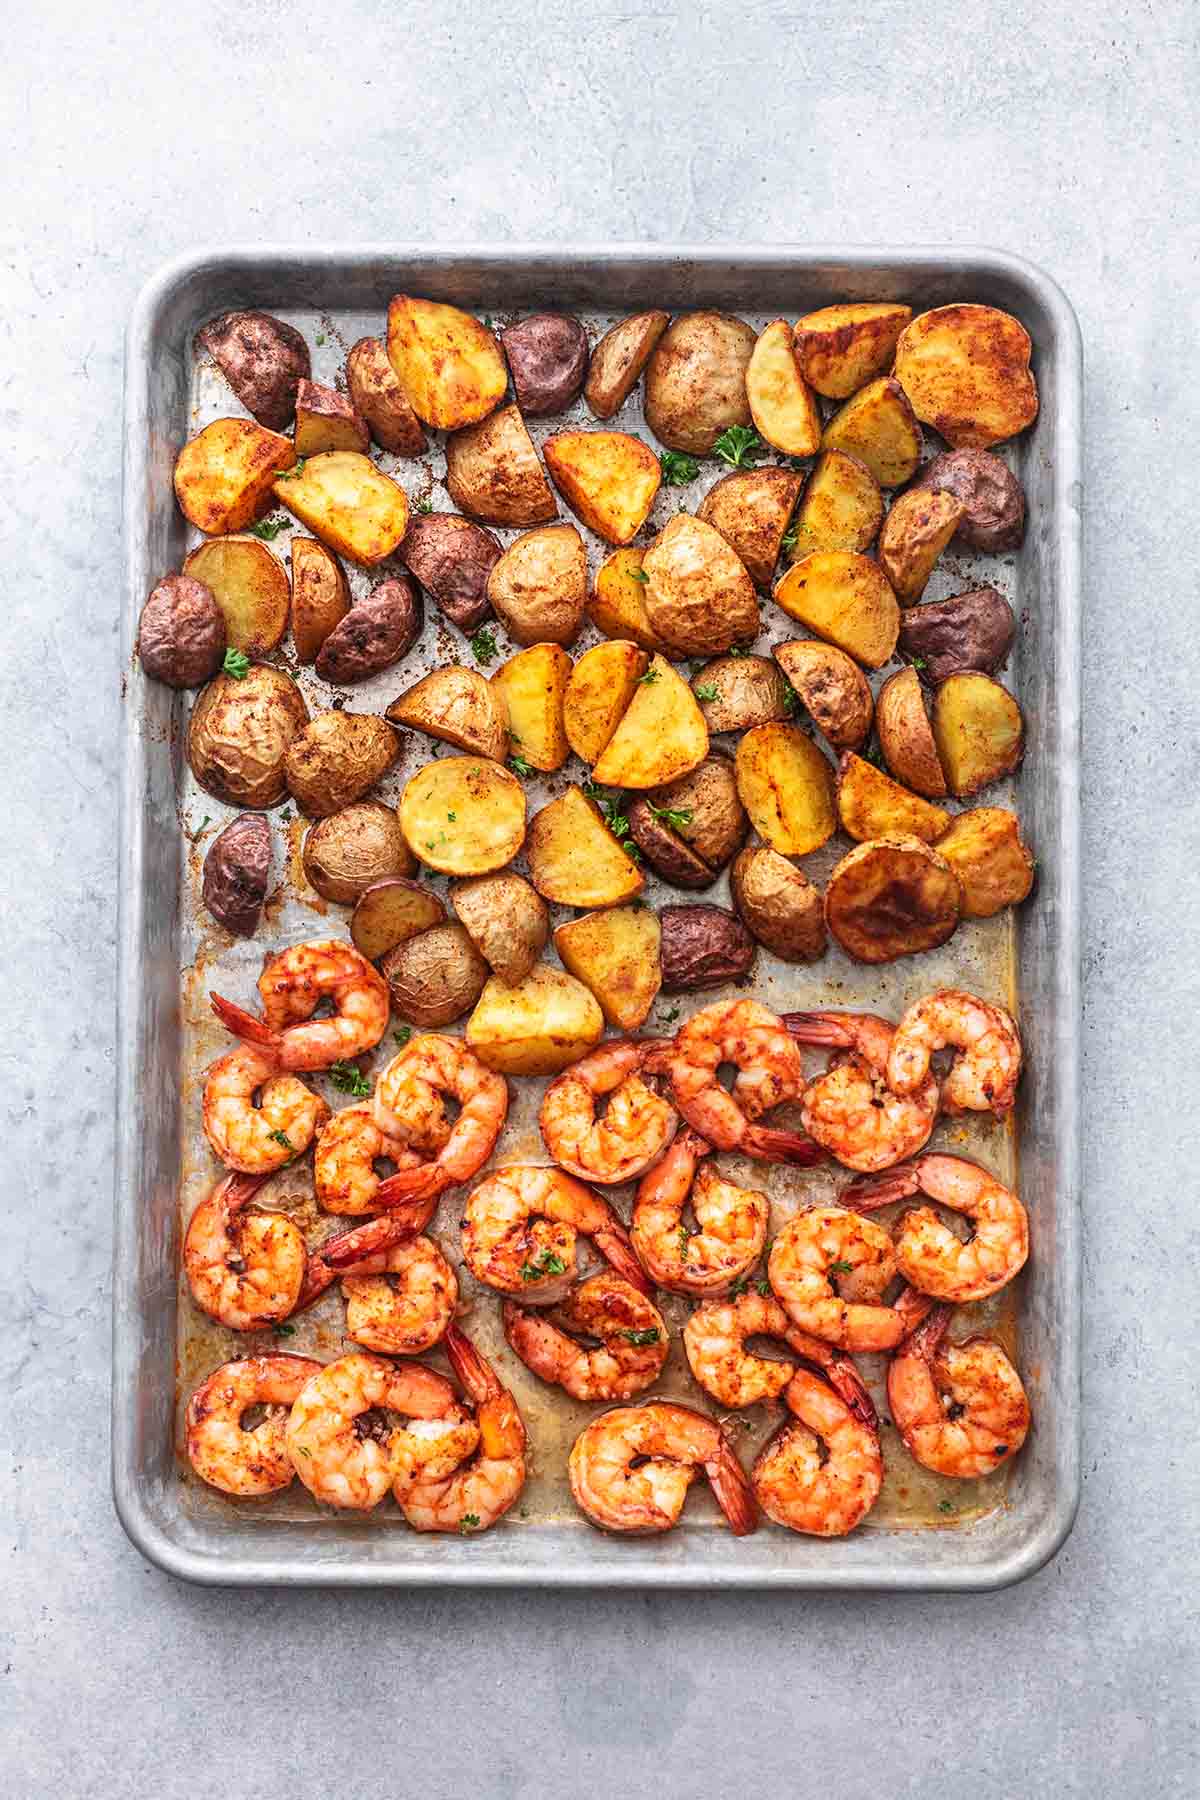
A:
594,1227,653,1296
782,1011,852,1047
742,1124,825,1166
893,1284,939,1341
707,1435,758,1537
901,1298,952,1356
374,1163,449,1206
842,1164,920,1209
294,1255,338,1312
639,1041,678,1077
825,1351,879,1433
443,1322,501,1405
220,1170,272,1210
210,992,280,1048
319,1200,437,1269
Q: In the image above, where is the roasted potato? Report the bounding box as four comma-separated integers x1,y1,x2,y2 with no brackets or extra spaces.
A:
196,311,310,430
836,752,951,845
642,513,759,658
591,653,709,790
450,873,549,983
894,305,1038,448
386,294,507,430
379,923,489,1027
386,666,508,761
878,488,965,606
911,448,1025,552
660,905,756,992
644,311,757,454
527,786,644,908
791,303,912,399
897,586,1016,686
626,804,713,889
137,574,225,688
690,655,790,734
931,673,1025,797
490,643,572,771
542,431,661,545
466,963,604,1076
302,801,416,905
820,377,922,489
696,466,803,586
314,576,422,684
293,379,369,457
789,450,884,558
587,547,665,652
444,404,558,528
174,418,296,535
735,722,837,856
273,452,409,566
289,536,351,664
285,711,400,818
345,336,427,457
349,877,446,959
936,808,1035,917
554,905,663,1030
399,513,500,633
875,667,948,798
183,536,290,655
486,523,586,647
188,665,308,810
398,755,526,874
825,835,961,963
202,813,271,937
730,846,826,962
771,639,873,752
745,319,821,456
500,313,589,415
628,751,747,889
585,310,670,418
563,642,650,764
773,552,900,669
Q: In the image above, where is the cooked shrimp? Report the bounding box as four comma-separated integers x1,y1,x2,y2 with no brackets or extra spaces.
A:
295,1200,440,1311
503,1273,668,1401
887,989,1022,1118
768,1206,930,1350
186,1354,322,1497
183,1172,306,1330
887,1304,1031,1478
752,1367,882,1536
539,1039,677,1185
568,1401,756,1536
210,938,390,1072
846,1153,1029,1302
313,1101,449,1216
631,1129,768,1296
202,1044,330,1174
646,999,821,1164
683,1288,877,1422
286,1351,458,1511
340,1236,458,1355
784,1010,939,1173
391,1324,526,1533
370,1035,509,1202
461,1165,648,1302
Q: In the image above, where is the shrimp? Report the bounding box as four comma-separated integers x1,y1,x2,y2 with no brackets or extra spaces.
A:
568,1401,756,1536
313,1101,449,1216
210,938,390,1072
683,1288,877,1422
286,1351,458,1511
846,1153,1029,1302
370,1035,509,1202
539,1039,677,1185
502,1273,668,1401
646,999,821,1164
887,1304,1031,1478
784,1010,939,1173
887,989,1022,1118
461,1165,648,1302
752,1367,883,1536
295,1200,440,1311
202,1044,330,1174
631,1129,768,1296
340,1236,459,1355
186,1354,322,1497
183,1172,306,1330
391,1324,526,1533
768,1206,930,1351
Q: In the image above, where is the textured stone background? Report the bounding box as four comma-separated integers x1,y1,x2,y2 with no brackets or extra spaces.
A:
2,2,1196,1795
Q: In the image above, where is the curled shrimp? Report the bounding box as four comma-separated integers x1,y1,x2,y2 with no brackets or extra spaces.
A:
461,1165,648,1302
186,1354,322,1497
371,1035,509,1203
539,1039,677,1185
631,1129,768,1296
313,1101,449,1216
286,1351,458,1511
295,1200,439,1311
888,989,1022,1118
568,1401,757,1536
683,1288,878,1419
752,1367,883,1537
210,938,390,1072
503,1273,668,1401
202,1044,330,1174
391,1324,526,1533
183,1172,306,1330
887,1304,1031,1478
784,1010,939,1173
768,1206,930,1350
847,1153,1029,1302
647,999,821,1164
340,1236,458,1355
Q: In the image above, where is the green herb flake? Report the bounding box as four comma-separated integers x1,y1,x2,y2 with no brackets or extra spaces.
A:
274,1323,296,1337
519,1248,568,1283
693,682,719,702
470,626,498,666
648,800,693,831
828,1259,854,1277
483,315,495,331
727,645,750,658
780,525,800,554
781,682,800,717
638,666,661,685
621,1327,662,1347
460,1512,481,1534
222,648,251,680
329,1061,371,1097
661,1006,681,1024
414,496,433,514
628,565,650,584
268,1129,293,1150
938,1499,955,1514
756,1278,773,1297
509,753,534,778
447,811,457,822
910,655,928,671
248,515,288,541
862,743,887,771
276,457,306,483
659,450,700,485
296,1444,311,1457
712,425,764,469
729,1275,750,1298
393,1026,412,1047
677,1224,692,1261
315,332,326,346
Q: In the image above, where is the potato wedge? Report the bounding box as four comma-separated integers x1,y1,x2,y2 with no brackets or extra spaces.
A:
771,639,873,751
587,547,665,652
690,655,790,734
625,805,713,890
731,846,826,963
821,377,922,488
789,450,883,558
735,722,837,856
273,452,409,565
285,711,399,818
189,666,308,810
398,756,526,875
466,963,604,1076
894,305,1038,448
386,294,507,430
585,310,671,418
350,878,447,960
444,404,558,528
554,906,663,1031
792,303,913,399
345,336,427,456
490,643,572,771
183,536,290,655
195,311,310,431
642,513,759,658
591,654,709,790
836,752,951,845
527,786,644,908
696,466,803,586
773,553,899,669
486,524,586,648
745,319,821,456
450,873,549,983
541,430,661,545
936,808,1035,917
878,488,965,606
931,673,1025,797
825,835,961,963
174,418,296,535
293,379,369,457
563,641,650,763
875,667,948,798
897,585,1016,686
399,512,499,633
628,751,747,887
290,537,351,663
645,312,756,454
385,666,509,761
380,924,489,1028
303,802,416,904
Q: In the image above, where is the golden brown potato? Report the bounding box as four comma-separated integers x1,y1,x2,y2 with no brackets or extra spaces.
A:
836,752,952,845
696,466,803,586
385,666,509,761
820,377,922,488
527,786,644,907
893,305,1039,448
932,673,1025,797
490,643,572,772
771,639,874,752
398,756,526,875
825,835,961,963
386,294,507,430
745,319,821,455
542,430,661,545
730,846,826,962
285,711,400,818
183,536,290,655
629,751,748,883
350,878,446,960
585,310,671,418
444,404,557,527
642,513,759,658
878,488,965,606
792,303,913,399
195,311,310,430
563,641,650,763
735,723,837,856
644,311,756,454
174,418,296,535
690,655,790,734
188,665,308,810
290,537,350,664
302,801,416,905
554,906,663,1031
466,963,604,1075
587,547,665,652
379,923,489,1027
936,808,1035,917
293,379,369,456
773,553,900,669
789,450,884,558
591,654,709,790
875,667,948,798
450,873,549,983
273,452,409,566
345,336,427,456
486,523,586,647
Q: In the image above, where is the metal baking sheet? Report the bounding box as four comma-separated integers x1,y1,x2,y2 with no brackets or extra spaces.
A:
115,245,1081,1587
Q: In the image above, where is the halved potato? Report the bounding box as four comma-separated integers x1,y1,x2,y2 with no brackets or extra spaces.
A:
386,294,507,429
183,536,290,654
936,808,1035,917
773,553,899,669
584,310,671,418
591,654,709,790
735,722,837,856
821,377,922,488
491,642,572,771
587,547,665,652
696,466,803,586
486,523,586,647
345,336,427,456
875,667,948,798
789,450,883,558
444,404,557,527
542,430,661,545
730,846,826,962
894,305,1038,448
302,801,415,904
792,303,913,399
932,673,1025,797
644,311,757,454
385,667,509,761
878,488,965,606
398,756,527,875
745,319,821,455
628,751,747,889
450,873,549,983
293,379,369,456
379,924,489,1028
554,905,663,1031
690,655,790,734
290,536,350,663
350,878,447,960
772,639,873,751
466,963,604,1075
174,418,295,535
273,452,409,565
563,641,650,763
285,711,398,818
836,752,951,845
825,835,961,963
642,513,759,658
527,786,644,907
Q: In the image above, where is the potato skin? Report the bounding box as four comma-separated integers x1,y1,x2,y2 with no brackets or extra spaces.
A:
690,655,790,734
875,667,948,799
137,574,225,688
912,449,1026,552
659,905,756,992
345,337,427,457
877,488,964,606
201,813,271,936
771,639,873,752
696,466,803,587
824,835,961,964
301,801,414,904
188,666,308,810
314,576,422,684
644,312,757,454
627,802,715,890
652,751,747,870
642,513,759,658
293,379,370,457
379,923,489,1028
937,807,1034,917
486,524,586,647
445,404,558,528
196,310,310,430
400,513,500,632
500,313,589,416
290,537,350,664
386,666,508,761
450,873,549,983
285,711,400,818
897,586,1016,685
585,310,670,419
731,846,826,963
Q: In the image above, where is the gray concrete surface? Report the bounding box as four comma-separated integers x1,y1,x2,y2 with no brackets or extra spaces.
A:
2,1,1197,1794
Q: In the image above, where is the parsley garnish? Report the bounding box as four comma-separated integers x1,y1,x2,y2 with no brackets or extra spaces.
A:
862,742,887,771
659,450,700,484
661,1005,681,1024
729,1275,750,1298
781,682,799,717
222,649,250,680
276,457,306,483
268,1129,293,1150
447,811,457,821
677,1224,693,1261
756,1278,772,1297
596,795,641,864
780,524,801,553
329,1061,371,1097
393,1026,412,1047
627,565,650,584
509,752,534,778
483,315,495,331
693,682,719,702
727,645,751,658
470,626,498,666
938,1499,955,1514
460,1512,481,1533
621,1327,662,1347
712,425,764,469
414,497,433,514
248,515,288,541
828,1259,854,1276
520,1248,567,1283
190,815,211,842
648,800,693,831
910,655,928,671
638,666,661,685
315,332,326,346
274,1323,296,1337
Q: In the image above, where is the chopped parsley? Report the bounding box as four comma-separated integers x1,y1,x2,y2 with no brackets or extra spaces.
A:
276,457,306,483
248,515,288,541
509,752,534,778
413,496,433,513
727,645,751,658
693,682,719,702
677,1224,692,1261
780,524,801,554
329,1061,371,1097
596,795,641,863
222,648,250,680
781,682,800,717
938,1499,955,1514
483,315,495,331
661,1005,681,1024
861,742,887,771
393,1026,412,1047
659,450,700,484
315,332,326,346
910,655,928,671
460,1512,481,1533
729,1275,750,1298
621,1327,662,1347
268,1129,293,1150
627,565,650,584
274,1323,296,1337
190,815,211,842
648,800,693,831
519,1248,567,1283
638,666,661,685
712,425,764,469
828,1259,854,1277
470,626,498,666
447,811,457,822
